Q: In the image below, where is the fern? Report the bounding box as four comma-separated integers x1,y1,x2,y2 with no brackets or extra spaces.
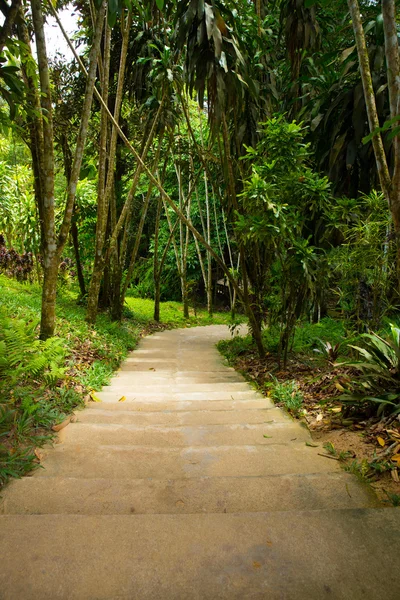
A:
0,309,66,388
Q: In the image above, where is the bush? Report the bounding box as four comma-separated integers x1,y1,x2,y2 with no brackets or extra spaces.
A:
339,324,400,415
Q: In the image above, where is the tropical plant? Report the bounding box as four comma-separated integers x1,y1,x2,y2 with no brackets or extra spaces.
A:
339,324,400,415
0,311,66,390
268,377,304,415
314,339,342,363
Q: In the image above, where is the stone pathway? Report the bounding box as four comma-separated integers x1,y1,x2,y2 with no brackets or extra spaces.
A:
1,325,399,599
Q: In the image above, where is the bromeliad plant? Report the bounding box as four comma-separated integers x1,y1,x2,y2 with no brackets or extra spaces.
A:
339,324,400,416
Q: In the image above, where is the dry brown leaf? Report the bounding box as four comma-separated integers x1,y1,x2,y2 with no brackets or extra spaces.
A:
34,449,43,462
391,469,400,483
52,416,72,432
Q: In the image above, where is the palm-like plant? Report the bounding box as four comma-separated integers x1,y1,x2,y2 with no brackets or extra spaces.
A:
340,324,400,415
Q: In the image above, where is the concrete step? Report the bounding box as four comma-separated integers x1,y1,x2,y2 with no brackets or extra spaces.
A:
114,372,244,384
0,473,379,515
120,360,233,372
75,407,289,426
84,398,271,411
96,390,266,402
100,383,252,394
0,509,399,599
34,443,341,479
58,422,309,447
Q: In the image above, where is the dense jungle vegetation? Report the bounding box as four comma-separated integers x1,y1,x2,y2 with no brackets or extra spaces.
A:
1,0,400,497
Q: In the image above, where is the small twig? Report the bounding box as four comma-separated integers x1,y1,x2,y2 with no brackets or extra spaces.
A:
318,453,340,461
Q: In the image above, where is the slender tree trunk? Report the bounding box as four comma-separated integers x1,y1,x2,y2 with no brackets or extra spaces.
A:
31,0,57,339
197,106,213,315
86,15,130,323
348,0,400,286
60,134,86,298
30,0,105,338
70,219,86,297
153,194,162,322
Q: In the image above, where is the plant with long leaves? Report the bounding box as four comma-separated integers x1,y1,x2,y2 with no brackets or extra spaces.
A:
339,324,400,415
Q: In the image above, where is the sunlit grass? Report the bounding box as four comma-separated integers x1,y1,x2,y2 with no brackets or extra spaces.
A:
125,295,238,326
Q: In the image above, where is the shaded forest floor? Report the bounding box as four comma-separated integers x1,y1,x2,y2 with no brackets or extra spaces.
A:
217,322,400,506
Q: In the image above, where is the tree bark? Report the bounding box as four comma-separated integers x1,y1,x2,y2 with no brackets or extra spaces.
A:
30,0,106,338
86,14,130,323
348,0,400,287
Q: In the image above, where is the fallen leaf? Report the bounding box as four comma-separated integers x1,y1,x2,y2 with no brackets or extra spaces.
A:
305,442,318,447
335,382,345,392
118,396,126,402
34,449,43,461
331,407,342,413
90,391,101,403
263,435,272,438
377,436,386,447
391,454,400,465
52,416,72,432
391,469,399,483
316,414,323,422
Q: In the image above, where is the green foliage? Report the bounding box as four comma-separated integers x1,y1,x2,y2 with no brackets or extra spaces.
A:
0,444,38,487
80,361,114,392
268,377,304,415
339,324,400,415
0,311,66,389
237,116,332,364
313,339,342,363
326,191,395,327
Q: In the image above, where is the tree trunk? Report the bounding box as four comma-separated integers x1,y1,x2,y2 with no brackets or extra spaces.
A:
71,218,86,297
348,0,400,286
153,193,162,322
86,16,129,323
30,0,106,338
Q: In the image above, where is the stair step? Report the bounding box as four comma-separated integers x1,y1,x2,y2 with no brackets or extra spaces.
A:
75,407,289,426
120,360,233,372
84,398,271,411
102,382,251,392
96,390,266,402
34,443,341,479
0,473,379,515
0,509,398,599
58,422,309,447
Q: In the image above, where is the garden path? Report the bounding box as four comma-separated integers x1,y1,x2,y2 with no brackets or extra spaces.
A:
1,325,399,599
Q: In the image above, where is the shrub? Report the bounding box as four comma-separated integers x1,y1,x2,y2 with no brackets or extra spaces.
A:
339,324,400,415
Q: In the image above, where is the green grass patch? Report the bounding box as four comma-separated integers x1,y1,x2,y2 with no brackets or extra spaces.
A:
125,294,239,327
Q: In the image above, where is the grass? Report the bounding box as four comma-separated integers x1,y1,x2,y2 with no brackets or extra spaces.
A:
267,378,304,416
125,294,238,327
0,275,239,488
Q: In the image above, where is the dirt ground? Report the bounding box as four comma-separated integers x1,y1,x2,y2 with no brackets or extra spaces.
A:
230,350,400,505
